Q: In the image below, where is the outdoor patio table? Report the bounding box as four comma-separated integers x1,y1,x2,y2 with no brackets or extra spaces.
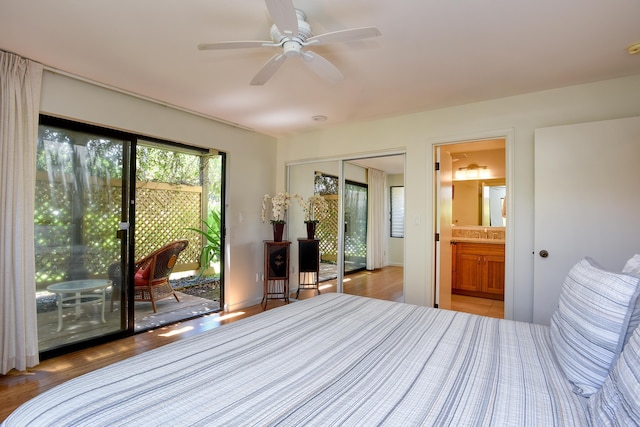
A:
46,279,112,332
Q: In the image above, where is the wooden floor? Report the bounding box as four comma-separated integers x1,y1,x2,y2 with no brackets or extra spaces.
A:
451,294,504,318
1,266,501,422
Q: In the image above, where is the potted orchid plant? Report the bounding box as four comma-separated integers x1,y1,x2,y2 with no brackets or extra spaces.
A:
261,192,292,241
295,194,329,239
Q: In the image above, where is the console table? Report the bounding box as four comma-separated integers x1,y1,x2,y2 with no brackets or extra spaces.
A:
297,238,320,298
262,241,291,310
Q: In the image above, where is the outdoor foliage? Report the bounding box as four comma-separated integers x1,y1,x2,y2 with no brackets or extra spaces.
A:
186,209,221,276
136,145,200,186
35,125,223,285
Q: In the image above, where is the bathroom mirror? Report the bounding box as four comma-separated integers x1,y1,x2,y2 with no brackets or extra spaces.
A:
452,178,505,227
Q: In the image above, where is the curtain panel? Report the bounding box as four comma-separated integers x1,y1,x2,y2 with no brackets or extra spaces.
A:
366,168,386,270
0,50,43,374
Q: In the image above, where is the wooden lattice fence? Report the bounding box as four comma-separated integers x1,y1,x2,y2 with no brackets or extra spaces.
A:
315,194,367,264
34,173,204,287
134,181,202,269
317,195,338,263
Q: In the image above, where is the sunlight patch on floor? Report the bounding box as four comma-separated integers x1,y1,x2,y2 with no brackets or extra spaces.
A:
215,311,245,322
159,326,194,337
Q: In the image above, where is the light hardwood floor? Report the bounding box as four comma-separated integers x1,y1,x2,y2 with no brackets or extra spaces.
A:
1,266,501,422
451,294,504,318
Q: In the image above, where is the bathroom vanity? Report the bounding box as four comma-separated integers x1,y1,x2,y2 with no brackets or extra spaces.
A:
451,227,505,300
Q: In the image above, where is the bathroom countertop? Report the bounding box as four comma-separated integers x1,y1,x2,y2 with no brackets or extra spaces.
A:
450,238,505,244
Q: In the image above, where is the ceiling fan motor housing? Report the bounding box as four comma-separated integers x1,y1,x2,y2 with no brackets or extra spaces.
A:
270,8,312,56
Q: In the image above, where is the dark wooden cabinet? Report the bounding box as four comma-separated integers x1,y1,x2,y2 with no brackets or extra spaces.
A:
262,241,291,309
297,239,320,298
452,242,504,300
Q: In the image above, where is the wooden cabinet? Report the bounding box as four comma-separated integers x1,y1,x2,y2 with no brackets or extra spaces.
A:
262,241,291,310
451,242,504,300
297,239,320,298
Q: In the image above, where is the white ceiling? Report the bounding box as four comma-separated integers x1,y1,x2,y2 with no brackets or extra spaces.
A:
1,0,639,138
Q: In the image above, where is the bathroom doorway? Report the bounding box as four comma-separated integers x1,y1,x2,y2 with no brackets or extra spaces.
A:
434,138,507,319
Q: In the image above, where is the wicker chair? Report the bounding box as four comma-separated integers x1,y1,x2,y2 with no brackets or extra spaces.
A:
133,240,189,312
109,240,189,313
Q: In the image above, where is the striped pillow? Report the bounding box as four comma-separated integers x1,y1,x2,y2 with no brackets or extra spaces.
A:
623,254,640,344
622,254,640,276
550,257,640,397
588,324,640,424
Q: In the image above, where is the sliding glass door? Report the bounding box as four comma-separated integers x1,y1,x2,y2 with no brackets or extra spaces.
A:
35,117,227,356
344,181,368,274
133,141,223,331
288,155,404,301
36,117,131,354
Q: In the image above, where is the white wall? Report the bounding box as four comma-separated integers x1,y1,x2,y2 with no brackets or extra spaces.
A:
39,71,277,311
277,74,640,322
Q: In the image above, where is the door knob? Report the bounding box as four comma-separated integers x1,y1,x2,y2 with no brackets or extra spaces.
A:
539,250,549,258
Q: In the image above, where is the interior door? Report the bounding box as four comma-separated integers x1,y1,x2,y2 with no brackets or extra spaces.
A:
434,147,452,309
533,116,640,324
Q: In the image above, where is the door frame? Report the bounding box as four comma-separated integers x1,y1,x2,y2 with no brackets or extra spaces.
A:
429,129,515,319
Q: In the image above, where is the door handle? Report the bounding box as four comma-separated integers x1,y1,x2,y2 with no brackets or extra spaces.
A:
116,222,129,239
539,250,549,258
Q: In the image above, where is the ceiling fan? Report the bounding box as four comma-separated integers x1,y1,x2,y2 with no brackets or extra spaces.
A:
197,0,381,85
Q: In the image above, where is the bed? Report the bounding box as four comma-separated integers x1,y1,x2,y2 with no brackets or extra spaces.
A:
4,257,640,426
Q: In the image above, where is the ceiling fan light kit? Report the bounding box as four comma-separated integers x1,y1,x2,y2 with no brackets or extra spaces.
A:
198,0,381,85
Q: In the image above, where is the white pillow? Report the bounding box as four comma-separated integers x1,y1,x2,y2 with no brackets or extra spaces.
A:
623,254,640,344
588,324,640,425
550,257,640,397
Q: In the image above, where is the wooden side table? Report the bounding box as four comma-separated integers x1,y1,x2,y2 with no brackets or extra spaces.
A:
262,241,291,310
297,238,320,298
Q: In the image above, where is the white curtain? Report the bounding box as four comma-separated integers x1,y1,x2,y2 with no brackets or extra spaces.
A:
366,168,387,270
0,51,43,374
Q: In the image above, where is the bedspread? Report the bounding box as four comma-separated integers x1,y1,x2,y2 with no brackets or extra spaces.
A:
3,293,589,426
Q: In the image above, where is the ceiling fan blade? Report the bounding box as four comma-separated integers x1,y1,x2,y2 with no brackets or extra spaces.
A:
301,51,344,83
265,0,299,38
250,54,287,85
198,41,275,50
305,27,381,45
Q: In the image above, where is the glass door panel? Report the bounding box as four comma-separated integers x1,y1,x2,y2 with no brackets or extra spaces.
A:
36,122,130,353
343,181,367,274
288,162,341,292
133,142,223,331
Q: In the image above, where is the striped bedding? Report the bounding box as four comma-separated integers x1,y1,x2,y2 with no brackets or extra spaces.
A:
4,294,589,426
